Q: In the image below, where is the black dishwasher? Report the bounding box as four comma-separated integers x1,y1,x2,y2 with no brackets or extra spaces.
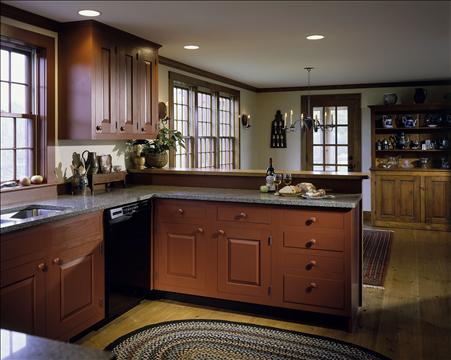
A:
104,200,151,322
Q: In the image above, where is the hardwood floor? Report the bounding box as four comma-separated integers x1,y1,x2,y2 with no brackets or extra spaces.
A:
78,227,451,359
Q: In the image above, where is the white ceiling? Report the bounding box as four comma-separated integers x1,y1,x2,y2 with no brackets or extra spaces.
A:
4,1,451,88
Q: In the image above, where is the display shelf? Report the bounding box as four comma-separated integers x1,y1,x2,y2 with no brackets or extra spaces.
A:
375,126,451,133
375,149,450,153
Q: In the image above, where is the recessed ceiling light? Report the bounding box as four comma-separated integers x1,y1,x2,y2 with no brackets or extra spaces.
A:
78,9,101,17
306,34,325,40
184,45,200,50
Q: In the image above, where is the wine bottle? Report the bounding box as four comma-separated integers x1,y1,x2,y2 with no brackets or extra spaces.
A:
266,157,275,176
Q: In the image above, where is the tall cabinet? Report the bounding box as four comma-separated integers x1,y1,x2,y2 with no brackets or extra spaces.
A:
369,103,451,231
59,20,160,140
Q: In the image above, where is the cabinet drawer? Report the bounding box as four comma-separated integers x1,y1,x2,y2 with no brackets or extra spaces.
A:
157,200,207,221
281,251,344,279
283,274,344,309
217,205,270,224
283,228,344,252
279,209,345,229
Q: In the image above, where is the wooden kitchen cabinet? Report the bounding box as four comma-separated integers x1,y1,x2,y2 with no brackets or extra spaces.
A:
153,199,361,328
154,222,209,294
372,170,450,230
217,225,271,302
0,211,104,341
0,259,46,336
59,20,160,140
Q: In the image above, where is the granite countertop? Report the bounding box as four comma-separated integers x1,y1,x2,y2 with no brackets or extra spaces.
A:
0,328,112,360
0,185,361,234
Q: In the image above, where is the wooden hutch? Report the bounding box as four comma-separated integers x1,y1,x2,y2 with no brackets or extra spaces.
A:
369,103,451,231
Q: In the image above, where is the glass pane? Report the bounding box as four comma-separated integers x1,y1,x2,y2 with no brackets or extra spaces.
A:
313,165,323,171
325,165,336,171
325,107,336,126
16,149,32,178
11,52,27,84
1,82,10,112
337,146,348,164
313,107,323,125
1,50,9,81
11,84,28,113
1,117,14,148
337,106,348,125
1,150,14,181
16,118,33,148
325,146,336,164
313,128,323,144
337,166,348,173
313,145,323,164
325,127,336,144
337,126,348,145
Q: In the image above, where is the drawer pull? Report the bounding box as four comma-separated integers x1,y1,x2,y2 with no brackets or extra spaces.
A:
305,239,316,248
305,260,317,270
53,257,62,265
307,282,318,292
236,212,247,219
96,125,102,131
197,227,204,233
218,229,225,235
306,217,317,225
177,208,184,215
37,263,47,272
120,126,125,131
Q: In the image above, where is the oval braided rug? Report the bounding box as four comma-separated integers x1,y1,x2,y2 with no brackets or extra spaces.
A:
105,320,389,360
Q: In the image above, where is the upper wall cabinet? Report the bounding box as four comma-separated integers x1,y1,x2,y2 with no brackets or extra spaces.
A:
58,20,160,140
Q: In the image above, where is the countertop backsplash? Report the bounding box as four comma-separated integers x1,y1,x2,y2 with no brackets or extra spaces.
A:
54,140,128,182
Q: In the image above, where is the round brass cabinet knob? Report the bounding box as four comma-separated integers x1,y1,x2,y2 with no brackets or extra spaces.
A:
53,257,62,265
37,263,47,272
308,282,318,290
305,239,316,248
306,217,317,225
238,212,247,218
177,208,184,215
197,227,204,233
306,260,317,270
217,229,225,235
96,125,102,131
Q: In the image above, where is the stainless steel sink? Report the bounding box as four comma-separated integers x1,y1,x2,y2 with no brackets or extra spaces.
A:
0,205,71,228
10,205,68,219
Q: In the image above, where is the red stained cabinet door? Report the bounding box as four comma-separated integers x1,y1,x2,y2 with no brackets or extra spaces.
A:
0,259,46,336
46,241,104,340
217,226,271,300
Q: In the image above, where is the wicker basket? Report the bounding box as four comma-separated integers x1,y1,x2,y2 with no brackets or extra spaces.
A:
144,152,168,168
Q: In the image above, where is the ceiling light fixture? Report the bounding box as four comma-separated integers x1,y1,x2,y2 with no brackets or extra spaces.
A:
78,9,101,17
184,45,199,50
306,34,325,40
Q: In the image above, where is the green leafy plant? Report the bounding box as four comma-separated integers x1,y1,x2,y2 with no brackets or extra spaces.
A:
142,121,185,154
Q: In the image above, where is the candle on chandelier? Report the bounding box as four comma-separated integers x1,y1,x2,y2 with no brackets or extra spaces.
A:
290,110,293,126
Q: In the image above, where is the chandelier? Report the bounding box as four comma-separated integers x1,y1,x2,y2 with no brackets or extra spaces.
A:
288,67,336,132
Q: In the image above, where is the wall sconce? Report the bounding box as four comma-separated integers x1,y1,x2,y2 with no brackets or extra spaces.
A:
240,114,251,128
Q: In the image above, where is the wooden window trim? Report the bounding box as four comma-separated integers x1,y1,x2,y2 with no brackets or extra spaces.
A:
168,71,240,169
301,94,361,171
0,23,56,185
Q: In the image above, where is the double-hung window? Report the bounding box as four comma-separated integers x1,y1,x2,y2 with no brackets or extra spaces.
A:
169,72,239,169
1,45,37,182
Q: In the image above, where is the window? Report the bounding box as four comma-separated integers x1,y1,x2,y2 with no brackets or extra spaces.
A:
169,72,239,169
1,45,37,182
302,94,361,172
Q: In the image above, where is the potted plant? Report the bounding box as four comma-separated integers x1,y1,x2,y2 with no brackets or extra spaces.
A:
141,121,185,168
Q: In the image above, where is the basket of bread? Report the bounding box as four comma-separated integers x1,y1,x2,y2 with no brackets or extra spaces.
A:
278,182,334,199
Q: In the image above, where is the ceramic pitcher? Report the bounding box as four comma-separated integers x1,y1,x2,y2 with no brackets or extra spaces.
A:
82,150,99,175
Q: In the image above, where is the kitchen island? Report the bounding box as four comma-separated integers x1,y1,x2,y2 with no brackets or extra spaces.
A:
1,184,363,338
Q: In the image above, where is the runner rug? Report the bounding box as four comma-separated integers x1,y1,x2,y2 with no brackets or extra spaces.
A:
363,229,393,287
105,319,388,359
